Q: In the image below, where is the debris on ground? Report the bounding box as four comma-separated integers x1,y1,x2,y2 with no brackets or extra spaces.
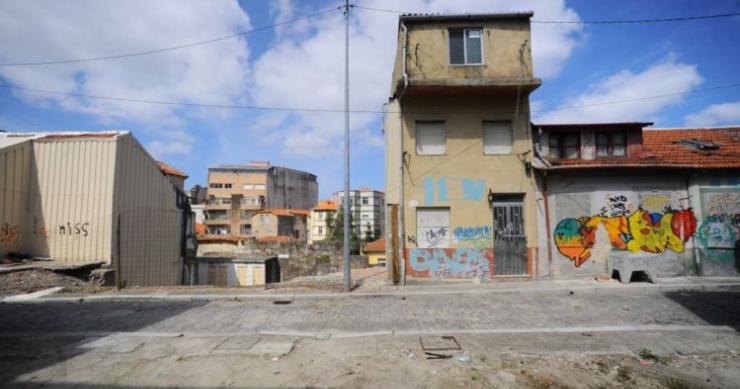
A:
457,355,472,364
0,269,94,296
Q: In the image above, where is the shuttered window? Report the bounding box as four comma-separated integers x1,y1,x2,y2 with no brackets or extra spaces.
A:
417,208,450,248
483,121,513,155
416,121,446,155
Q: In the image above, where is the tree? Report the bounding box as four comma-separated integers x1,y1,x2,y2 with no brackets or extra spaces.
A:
331,208,361,254
364,222,381,243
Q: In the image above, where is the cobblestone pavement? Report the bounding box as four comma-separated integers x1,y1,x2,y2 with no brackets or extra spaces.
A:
1,289,738,335
1,289,739,388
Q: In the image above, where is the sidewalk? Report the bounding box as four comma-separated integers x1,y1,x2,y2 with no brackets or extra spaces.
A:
11,274,740,303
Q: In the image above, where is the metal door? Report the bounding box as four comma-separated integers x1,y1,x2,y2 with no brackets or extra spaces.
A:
493,196,527,275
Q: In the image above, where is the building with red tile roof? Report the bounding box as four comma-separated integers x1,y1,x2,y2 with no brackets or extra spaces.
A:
531,122,740,279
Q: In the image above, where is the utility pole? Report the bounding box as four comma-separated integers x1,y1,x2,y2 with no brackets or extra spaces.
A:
342,0,351,293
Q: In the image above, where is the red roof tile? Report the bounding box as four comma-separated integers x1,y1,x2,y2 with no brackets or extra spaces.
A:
364,238,386,253
255,208,310,217
258,236,295,243
547,127,740,169
312,200,337,211
158,161,188,178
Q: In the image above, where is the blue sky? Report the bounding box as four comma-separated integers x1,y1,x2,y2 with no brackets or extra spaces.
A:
1,0,739,199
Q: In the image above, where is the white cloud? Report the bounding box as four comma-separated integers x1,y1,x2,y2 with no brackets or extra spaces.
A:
0,0,251,129
535,59,703,123
250,0,582,158
685,101,740,127
146,130,195,159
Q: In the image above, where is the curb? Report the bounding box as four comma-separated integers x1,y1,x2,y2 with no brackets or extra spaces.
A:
10,281,740,304
2,287,64,302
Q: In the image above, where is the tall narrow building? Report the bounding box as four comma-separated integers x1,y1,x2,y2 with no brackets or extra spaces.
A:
384,13,541,280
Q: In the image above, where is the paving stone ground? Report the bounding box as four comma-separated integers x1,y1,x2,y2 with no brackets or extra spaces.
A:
1,287,739,388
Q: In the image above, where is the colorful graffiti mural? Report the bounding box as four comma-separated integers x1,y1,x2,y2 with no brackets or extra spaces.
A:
698,191,739,263
554,208,697,267
407,248,494,278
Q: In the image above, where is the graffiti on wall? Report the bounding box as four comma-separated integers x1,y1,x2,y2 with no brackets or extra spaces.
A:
58,222,90,237
423,176,485,205
554,205,697,267
0,223,18,251
407,248,493,278
453,225,492,241
698,191,739,263
418,227,449,248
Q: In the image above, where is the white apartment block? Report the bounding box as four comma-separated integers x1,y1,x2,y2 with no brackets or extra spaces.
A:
332,188,385,240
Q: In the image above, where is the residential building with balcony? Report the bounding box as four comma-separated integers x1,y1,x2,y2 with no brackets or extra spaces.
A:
204,161,318,237
384,12,542,281
333,188,385,240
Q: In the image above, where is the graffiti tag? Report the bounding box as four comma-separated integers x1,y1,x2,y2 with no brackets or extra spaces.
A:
0,223,18,250
58,222,90,237
453,226,492,241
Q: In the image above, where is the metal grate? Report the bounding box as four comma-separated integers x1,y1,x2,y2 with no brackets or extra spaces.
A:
493,198,527,275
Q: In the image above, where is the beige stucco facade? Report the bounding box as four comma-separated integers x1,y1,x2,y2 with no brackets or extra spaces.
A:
385,13,542,280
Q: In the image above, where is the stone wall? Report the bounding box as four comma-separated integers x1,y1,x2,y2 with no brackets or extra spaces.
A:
196,239,368,281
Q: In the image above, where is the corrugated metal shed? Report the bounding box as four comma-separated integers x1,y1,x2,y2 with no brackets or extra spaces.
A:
0,138,32,254
0,131,187,286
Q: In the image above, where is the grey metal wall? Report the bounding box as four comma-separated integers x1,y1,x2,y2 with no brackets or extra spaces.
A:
112,134,184,286
27,137,117,263
0,139,32,256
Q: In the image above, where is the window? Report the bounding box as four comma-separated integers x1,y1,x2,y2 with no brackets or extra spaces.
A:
362,197,369,205
416,208,450,248
254,184,266,190
549,132,580,160
221,198,231,205
209,183,223,189
416,121,446,155
362,214,368,219
240,224,252,235
318,226,323,236
449,28,483,65
595,131,627,157
483,121,513,155
243,184,254,190
224,183,232,189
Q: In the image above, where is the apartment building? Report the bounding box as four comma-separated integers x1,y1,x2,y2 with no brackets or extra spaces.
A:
308,200,337,243
204,161,317,236
384,12,542,281
333,189,385,240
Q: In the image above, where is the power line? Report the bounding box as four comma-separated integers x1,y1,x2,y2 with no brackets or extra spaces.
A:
1,82,739,115
0,6,342,67
352,5,740,24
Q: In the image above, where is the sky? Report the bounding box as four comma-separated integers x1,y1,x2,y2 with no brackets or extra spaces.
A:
1,0,739,199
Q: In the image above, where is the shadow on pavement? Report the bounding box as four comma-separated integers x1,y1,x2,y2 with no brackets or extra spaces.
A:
0,300,207,386
662,290,740,331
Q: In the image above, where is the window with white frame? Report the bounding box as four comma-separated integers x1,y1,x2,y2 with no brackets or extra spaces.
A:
483,121,513,155
449,28,483,65
243,184,254,190
416,121,446,155
254,184,266,190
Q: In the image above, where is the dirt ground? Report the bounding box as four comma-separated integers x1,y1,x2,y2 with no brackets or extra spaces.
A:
0,269,94,296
